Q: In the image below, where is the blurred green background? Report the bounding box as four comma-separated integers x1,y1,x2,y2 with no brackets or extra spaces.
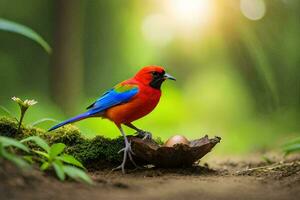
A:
0,0,299,155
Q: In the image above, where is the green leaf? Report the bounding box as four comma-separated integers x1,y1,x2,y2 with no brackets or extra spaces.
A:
58,154,84,169
283,143,300,155
1,149,30,168
23,155,34,164
63,166,93,185
53,160,65,181
33,150,49,159
40,162,50,171
21,136,50,152
49,143,66,159
283,137,300,147
29,118,58,127
0,136,29,152
0,18,52,53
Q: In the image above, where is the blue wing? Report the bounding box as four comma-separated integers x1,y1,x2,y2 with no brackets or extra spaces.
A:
48,83,139,131
87,84,139,115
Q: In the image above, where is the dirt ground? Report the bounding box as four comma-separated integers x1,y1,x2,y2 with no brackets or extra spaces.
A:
1,155,300,200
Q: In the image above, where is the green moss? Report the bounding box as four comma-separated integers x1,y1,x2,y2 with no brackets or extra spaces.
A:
0,117,19,137
66,136,124,166
46,125,85,146
154,137,164,145
0,116,45,139
0,116,124,168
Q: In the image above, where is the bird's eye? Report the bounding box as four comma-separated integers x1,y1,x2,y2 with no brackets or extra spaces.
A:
152,71,159,76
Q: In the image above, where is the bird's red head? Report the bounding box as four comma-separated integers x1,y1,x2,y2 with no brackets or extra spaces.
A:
134,65,176,89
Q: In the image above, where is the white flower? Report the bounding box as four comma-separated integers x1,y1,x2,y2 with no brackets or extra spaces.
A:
12,96,22,104
11,97,38,131
12,97,37,108
23,99,38,107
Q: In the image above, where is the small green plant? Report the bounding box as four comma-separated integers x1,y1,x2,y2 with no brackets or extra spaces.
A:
21,136,93,184
283,137,300,156
12,97,37,132
0,136,30,168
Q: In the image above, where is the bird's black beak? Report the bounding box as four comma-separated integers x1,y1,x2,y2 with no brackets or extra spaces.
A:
164,73,176,81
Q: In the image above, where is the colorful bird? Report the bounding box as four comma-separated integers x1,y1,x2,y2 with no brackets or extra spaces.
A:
48,66,176,173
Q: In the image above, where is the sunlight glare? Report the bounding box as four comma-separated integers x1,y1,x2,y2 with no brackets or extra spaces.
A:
142,0,216,45
167,0,215,28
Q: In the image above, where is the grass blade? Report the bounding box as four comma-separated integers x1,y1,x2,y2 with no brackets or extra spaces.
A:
21,136,50,152
0,18,52,54
0,105,12,116
29,118,58,127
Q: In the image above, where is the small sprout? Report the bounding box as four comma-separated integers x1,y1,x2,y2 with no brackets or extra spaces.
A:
21,136,92,184
11,97,37,132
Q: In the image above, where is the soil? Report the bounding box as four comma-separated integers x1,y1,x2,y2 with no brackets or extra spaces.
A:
1,155,300,200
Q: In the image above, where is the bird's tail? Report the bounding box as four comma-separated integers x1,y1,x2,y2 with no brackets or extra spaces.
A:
48,112,91,132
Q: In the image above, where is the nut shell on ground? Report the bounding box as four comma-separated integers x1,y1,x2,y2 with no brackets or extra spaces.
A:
164,135,190,147
129,135,221,168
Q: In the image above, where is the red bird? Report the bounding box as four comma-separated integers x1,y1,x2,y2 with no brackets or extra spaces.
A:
49,66,176,173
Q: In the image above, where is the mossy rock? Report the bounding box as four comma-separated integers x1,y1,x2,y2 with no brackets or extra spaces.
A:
46,125,85,146
0,116,124,168
66,136,124,168
0,116,172,169
0,117,44,139
0,117,19,137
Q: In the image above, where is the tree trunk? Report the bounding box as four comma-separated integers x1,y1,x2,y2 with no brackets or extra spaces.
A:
51,0,85,114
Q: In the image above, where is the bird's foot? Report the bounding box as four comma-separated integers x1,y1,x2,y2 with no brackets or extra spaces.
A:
112,140,141,174
136,130,152,140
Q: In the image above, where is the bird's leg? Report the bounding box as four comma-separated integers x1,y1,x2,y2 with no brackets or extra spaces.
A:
124,123,152,140
112,125,139,174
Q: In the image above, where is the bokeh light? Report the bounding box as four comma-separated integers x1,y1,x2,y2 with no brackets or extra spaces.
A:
142,0,216,44
166,0,215,28
240,0,266,20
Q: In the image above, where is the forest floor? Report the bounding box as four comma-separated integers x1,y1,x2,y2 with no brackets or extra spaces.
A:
1,155,300,200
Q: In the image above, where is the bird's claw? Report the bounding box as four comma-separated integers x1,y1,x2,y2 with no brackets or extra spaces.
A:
113,140,140,173
136,130,152,140
117,141,135,155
